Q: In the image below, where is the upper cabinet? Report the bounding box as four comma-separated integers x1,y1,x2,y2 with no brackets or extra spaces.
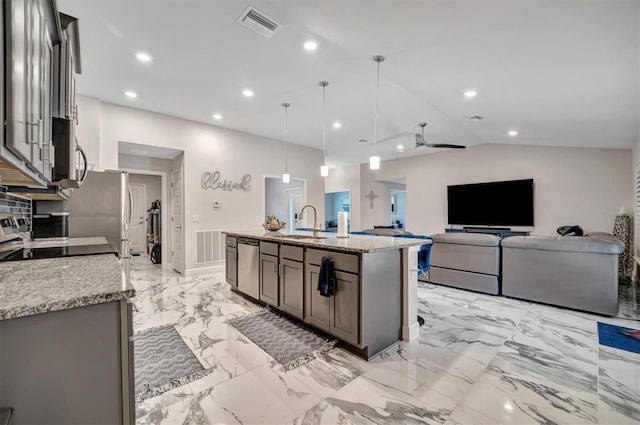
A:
1,0,79,188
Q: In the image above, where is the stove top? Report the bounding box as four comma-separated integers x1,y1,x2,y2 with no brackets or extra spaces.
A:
0,244,117,262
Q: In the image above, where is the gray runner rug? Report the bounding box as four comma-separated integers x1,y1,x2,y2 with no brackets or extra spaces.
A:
134,325,211,402
227,311,336,371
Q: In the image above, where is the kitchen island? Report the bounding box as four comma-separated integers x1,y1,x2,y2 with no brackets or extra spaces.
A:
223,230,430,359
0,252,136,424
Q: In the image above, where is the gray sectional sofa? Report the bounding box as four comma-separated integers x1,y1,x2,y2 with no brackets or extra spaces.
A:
429,233,502,295
501,234,624,316
427,231,625,315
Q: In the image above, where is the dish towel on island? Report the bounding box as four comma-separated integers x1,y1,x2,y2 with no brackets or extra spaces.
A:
318,256,336,297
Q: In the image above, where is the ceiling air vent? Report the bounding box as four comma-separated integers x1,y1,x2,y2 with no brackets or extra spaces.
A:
237,6,283,38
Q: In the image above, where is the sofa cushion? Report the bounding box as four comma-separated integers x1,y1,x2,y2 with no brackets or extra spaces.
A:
432,233,501,247
501,235,624,255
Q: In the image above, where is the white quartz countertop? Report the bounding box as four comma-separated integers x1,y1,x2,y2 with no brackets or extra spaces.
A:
0,254,135,321
223,230,431,253
25,236,110,249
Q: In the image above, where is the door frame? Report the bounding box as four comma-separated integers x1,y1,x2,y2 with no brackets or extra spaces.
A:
262,174,308,228
129,182,147,254
170,168,184,274
119,168,171,271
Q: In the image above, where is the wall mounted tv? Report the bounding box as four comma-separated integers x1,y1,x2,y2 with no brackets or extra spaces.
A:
447,179,534,227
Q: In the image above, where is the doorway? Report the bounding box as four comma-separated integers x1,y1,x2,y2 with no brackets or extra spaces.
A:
171,168,184,274
324,191,350,230
390,189,407,229
264,177,306,231
129,183,146,254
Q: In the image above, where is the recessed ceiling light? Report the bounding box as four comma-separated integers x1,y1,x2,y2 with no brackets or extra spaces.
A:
242,89,254,97
303,40,318,51
508,130,519,136
332,122,341,129
464,90,478,98
135,51,153,63
124,91,138,99
396,144,404,151
213,114,222,120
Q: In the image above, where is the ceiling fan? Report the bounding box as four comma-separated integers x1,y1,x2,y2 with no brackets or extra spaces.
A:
414,122,466,149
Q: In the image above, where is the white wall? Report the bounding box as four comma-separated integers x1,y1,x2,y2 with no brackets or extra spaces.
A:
325,164,361,231
78,96,325,273
76,96,101,170
359,144,633,236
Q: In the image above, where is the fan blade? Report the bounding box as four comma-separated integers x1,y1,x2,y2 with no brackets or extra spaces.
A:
426,143,466,149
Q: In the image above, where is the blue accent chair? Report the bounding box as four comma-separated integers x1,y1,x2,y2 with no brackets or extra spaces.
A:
349,231,379,236
393,234,434,277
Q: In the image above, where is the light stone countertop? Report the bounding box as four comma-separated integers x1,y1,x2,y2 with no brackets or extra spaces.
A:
223,230,431,253
24,236,110,249
0,253,135,321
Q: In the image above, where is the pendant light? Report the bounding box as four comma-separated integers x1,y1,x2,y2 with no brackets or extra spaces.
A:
319,81,329,177
281,102,291,183
370,55,385,170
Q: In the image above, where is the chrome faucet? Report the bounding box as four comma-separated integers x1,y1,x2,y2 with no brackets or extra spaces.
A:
298,204,319,239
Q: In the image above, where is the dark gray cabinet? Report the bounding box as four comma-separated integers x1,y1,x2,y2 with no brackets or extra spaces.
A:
225,246,237,287
260,253,279,306
305,264,331,331
225,236,237,287
304,258,360,346
279,258,304,319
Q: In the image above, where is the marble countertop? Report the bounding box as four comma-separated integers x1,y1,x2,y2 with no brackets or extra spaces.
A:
25,236,110,249
223,230,431,253
0,254,135,321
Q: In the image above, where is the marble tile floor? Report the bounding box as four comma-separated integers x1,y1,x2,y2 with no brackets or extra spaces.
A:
130,259,640,425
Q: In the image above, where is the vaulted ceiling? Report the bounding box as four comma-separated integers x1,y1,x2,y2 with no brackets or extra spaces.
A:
58,0,639,166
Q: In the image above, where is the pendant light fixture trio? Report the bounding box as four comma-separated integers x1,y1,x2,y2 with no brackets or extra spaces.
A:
319,80,329,177
281,102,291,183
370,55,385,170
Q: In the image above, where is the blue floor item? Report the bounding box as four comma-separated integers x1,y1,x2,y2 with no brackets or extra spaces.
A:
597,322,640,355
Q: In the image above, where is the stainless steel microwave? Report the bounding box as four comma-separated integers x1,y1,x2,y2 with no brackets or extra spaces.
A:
51,117,87,189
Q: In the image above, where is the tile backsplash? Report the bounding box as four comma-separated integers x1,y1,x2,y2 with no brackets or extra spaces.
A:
0,187,32,234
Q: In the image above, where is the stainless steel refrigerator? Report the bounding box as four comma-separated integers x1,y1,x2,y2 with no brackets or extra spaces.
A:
64,170,131,260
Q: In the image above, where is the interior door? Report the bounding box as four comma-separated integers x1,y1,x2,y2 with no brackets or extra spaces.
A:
171,169,184,274
286,188,304,229
129,183,146,254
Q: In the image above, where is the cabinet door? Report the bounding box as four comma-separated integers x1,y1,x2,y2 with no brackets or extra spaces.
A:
40,14,53,181
304,264,331,332
28,0,45,174
5,0,31,162
279,259,304,319
331,271,359,345
225,246,237,287
259,254,278,306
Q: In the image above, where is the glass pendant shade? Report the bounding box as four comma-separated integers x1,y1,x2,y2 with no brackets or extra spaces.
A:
320,165,329,177
282,173,290,183
369,155,380,170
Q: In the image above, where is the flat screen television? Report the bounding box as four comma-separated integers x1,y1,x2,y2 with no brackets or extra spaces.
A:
447,179,534,227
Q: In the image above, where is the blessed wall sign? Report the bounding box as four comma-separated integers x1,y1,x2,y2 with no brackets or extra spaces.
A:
201,171,252,192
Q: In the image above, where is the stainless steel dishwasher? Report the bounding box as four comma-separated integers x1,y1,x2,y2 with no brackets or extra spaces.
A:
237,237,260,299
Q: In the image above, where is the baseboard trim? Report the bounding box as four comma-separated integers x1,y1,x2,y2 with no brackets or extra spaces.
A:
184,264,225,276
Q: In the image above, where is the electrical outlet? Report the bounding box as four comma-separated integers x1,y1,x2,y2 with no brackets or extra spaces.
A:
213,201,220,209
192,215,200,223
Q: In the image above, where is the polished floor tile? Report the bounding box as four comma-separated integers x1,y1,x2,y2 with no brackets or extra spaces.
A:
129,258,640,424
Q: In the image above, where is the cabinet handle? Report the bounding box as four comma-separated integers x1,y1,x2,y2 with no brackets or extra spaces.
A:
27,119,41,127
273,262,276,274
